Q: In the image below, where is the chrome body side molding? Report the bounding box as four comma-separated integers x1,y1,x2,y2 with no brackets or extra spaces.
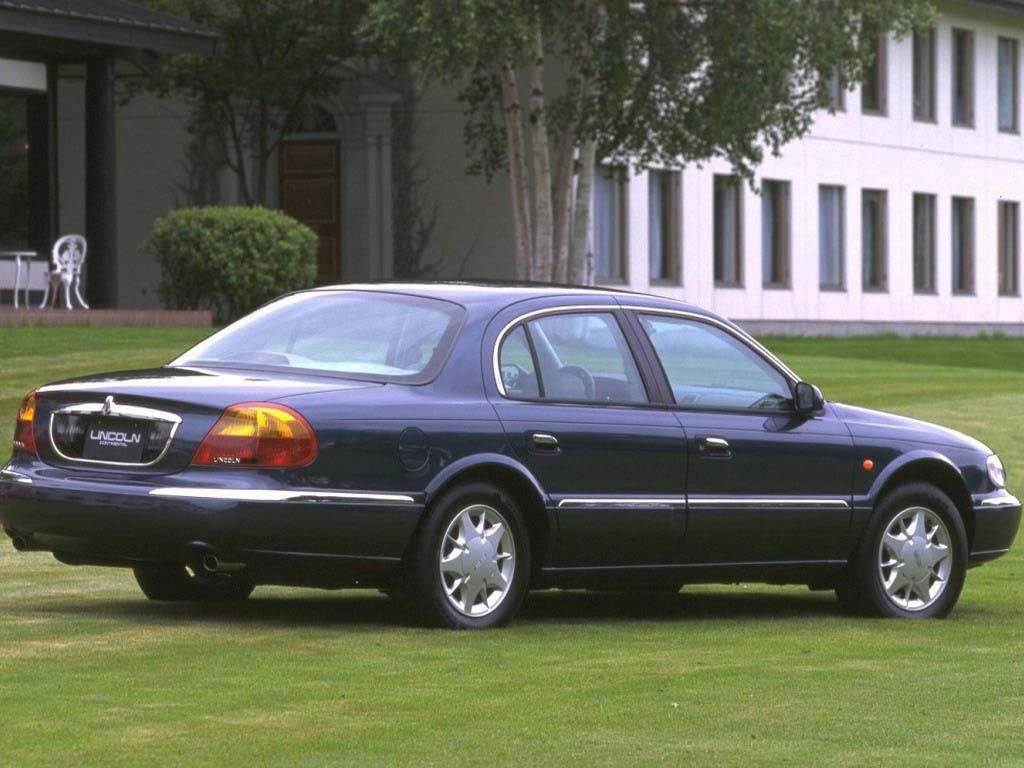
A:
557,497,687,509
148,487,417,505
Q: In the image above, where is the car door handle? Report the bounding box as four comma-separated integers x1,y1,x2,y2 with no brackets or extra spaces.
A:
531,432,559,450
699,436,731,457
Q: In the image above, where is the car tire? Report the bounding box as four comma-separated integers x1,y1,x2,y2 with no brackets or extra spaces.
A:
133,564,255,603
407,482,531,629
837,482,967,619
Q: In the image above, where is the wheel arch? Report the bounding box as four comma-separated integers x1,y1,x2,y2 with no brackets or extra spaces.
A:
870,452,975,547
419,454,554,571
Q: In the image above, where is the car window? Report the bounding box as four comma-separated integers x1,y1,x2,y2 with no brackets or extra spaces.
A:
639,314,792,410
173,291,463,383
525,312,647,403
498,325,540,398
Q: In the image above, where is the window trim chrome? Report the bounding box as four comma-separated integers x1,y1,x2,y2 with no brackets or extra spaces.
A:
48,400,182,468
492,303,800,399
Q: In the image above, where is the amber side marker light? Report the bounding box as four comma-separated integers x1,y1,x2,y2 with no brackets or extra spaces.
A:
192,402,317,468
12,390,37,453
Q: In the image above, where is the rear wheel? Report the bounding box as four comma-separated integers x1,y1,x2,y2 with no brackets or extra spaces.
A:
407,482,531,629
133,564,255,603
837,482,967,619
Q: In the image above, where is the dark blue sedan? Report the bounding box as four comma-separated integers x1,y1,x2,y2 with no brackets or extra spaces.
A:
2,284,1020,628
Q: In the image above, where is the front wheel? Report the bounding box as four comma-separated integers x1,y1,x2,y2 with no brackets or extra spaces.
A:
838,482,967,619
133,564,255,603
407,482,531,629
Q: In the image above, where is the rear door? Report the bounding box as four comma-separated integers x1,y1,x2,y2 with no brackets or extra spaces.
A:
628,310,855,563
488,306,687,567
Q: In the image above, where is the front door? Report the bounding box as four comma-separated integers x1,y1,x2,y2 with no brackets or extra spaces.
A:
279,140,341,284
490,309,687,567
630,311,855,563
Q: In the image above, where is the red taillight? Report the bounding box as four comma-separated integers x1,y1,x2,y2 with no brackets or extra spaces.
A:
12,390,37,453
192,402,317,468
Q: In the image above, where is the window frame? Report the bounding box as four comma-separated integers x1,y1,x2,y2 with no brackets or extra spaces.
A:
912,192,937,295
494,308,653,407
648,168,682,285
818,184,846,292
998,36,1020,134
913,28,936,123
952,27,976,128
999,200,1020,297
491,305,801,416
628,310,800,415
761,179,792,289
951,195,976,296
713,174,744,288
861,189,889,293
594,164,629,284
861,33,888,116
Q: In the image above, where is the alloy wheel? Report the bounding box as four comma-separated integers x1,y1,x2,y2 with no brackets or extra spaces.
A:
438,503,516,618
877,506,953,611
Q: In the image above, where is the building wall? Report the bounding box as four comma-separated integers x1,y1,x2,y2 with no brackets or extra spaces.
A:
618,0,1024,326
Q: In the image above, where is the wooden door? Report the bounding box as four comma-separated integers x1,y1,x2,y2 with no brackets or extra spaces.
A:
279,140,341,284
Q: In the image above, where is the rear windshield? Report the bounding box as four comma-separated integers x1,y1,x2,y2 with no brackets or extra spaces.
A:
172,291,465,383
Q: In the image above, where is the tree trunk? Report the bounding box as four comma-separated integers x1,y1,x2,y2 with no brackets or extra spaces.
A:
500,63,533,280
569,138,596,285
551,135,575,283
529,22,554,282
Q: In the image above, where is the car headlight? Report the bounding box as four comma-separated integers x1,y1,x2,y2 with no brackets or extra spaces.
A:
987,454,1006,489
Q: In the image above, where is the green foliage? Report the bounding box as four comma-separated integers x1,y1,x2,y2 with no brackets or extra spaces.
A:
147,206,317,323
364,0,933,178
132,1,367,205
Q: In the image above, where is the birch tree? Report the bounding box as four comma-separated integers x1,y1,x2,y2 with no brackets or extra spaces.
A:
363,0,929,283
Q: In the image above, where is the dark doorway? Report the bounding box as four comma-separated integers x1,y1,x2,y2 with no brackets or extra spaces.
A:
279,140,341,284
0,90,53,255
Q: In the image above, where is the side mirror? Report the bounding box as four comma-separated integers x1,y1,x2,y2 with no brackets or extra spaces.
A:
794,381,825,415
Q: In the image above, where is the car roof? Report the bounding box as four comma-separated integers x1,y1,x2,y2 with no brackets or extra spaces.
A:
309,280,714,317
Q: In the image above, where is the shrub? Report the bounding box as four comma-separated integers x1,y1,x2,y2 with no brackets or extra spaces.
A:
148,206,318,323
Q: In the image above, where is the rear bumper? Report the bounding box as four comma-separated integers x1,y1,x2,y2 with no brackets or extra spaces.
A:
0,459,424,584
969,492,1022,565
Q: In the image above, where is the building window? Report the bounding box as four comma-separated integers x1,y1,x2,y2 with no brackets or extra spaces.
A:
594,165,627,281
913,29,935,122
824,70,844,111
761,180,791,288
999,37,1019,133
861,34,887,114
648,169,681,283
912,193,936,294
952,28,975,127
999,201,1019,296
862,189,888,292
713,175,743,287
819,185,845,290
951,196,975,295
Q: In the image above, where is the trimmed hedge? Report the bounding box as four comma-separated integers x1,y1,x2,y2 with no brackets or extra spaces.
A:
148,206,318,323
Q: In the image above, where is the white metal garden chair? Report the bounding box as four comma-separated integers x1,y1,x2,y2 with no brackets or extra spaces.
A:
39,234,89,310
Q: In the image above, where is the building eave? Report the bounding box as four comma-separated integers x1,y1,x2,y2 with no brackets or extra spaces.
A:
0,3,217,56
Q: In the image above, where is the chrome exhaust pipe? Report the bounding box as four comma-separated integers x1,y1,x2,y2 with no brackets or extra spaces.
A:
202,553,246,574
11,535,27,552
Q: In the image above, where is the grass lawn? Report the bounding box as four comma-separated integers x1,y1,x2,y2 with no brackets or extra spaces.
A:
1,328,1023,766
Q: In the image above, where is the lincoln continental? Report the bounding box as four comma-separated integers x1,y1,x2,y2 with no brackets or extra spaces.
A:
1,284,1019,628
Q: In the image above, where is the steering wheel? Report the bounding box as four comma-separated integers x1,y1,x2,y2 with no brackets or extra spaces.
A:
558,365,596,399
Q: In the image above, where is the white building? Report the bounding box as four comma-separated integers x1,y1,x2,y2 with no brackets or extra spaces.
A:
582,0,1024,332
